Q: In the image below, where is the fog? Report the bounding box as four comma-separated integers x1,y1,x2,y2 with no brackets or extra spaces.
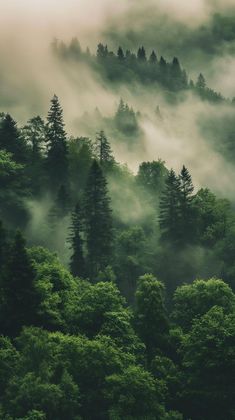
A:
0,0,235,197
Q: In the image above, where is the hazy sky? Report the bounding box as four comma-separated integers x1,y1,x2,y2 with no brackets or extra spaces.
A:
1,0,235,197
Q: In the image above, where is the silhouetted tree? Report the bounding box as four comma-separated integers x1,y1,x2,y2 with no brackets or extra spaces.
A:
159,169,181,241
117,47,125,61
84,160,113,279
0,231,38,336
69,202,86,278
46,95,68,190
95,130,114,169
0,114,28,163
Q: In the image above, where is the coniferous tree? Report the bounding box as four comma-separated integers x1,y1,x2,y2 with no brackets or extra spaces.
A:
159,56,168,86
0,231,38,336
179,165,195,242
84,160,113,279
46,95,68,190
137,46,146,61
117,47,125,61
149,50,157,64
95,130,114,169
159,169,181,241
196,73,206,89
0,114,28,163
69,202,86,278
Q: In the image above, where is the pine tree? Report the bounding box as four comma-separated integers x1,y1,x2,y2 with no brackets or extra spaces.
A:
159,56,168,86
0,231,38,336
46,95,68,190
196,73,206,89
159,169,181,241
137,46,146,61
84,160,113,279
179,165,195,242
0,114,28,163
68,202,86,278
95,130,114,169
149,50,157,64
117,46,125,61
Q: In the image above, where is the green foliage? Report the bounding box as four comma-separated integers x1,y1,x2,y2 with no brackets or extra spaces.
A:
84,160,113,279
172,278,235,331
46,95,68,190
134,274,169,358
180,307,235,420
106,365,165,419
0,231,39,336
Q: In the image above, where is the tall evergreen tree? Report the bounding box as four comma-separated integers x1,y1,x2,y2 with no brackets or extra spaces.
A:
68,202,86,278
95,131,114,169
117,46,125,61
0,114,28,163
149,50,157,64
137,47,146,61
179,165,195,242
84,160,113,279
0,231,38,336
159,169,181,241
46,95,68,190
196,73,206,89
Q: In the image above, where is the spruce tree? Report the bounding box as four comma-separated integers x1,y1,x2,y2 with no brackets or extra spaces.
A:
196,73,206,89
0,231,38,336
149,50,157,64
179,165,195,242
0,114,28,163
69,202,86,278
84,160,113,279
137,46,146,61
117,46,125,61
159,169,181,241
95,130,114,169
46,95,68,190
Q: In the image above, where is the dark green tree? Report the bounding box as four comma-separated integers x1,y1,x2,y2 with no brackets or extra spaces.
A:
84,160,113,279
134,274,169,360
22,116,46,194
159,169,181,241
149,50,157,64
94,130,114,169
196,73,206,89
0,231,38,336
179,165,195,242
0,114,28,163
46,95,68,190
68,202,86,278
137,46,146,61
117,46,124,61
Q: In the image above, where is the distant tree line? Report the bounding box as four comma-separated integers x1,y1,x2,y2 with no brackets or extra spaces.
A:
52,39,224,102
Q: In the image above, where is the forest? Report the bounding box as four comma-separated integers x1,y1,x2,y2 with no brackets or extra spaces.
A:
1,0,235,419
0,91,235,419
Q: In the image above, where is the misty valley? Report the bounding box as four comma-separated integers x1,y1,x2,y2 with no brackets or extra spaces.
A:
1,1,235,419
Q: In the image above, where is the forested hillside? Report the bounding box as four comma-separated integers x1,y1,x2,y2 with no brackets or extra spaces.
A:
1,0,235,418
0,94,235,419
